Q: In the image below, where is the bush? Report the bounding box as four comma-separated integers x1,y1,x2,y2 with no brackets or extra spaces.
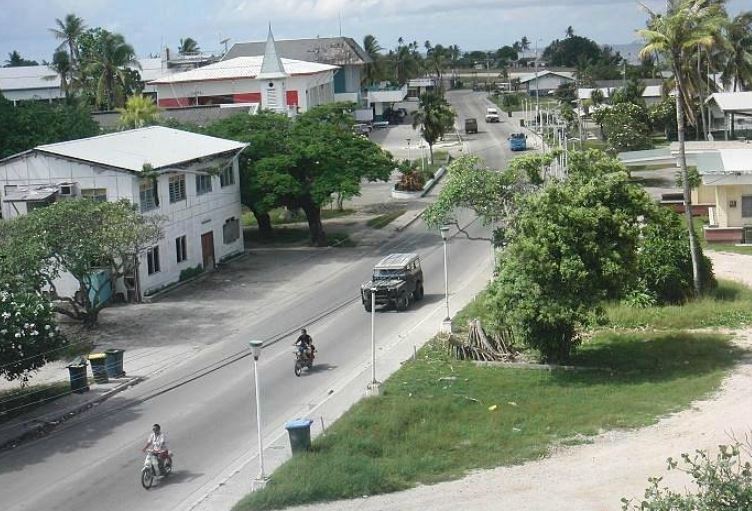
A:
179,265,204,282
636,207,715,304
394,160,426,192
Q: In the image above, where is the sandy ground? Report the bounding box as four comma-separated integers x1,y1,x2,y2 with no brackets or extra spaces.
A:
286,251,752,511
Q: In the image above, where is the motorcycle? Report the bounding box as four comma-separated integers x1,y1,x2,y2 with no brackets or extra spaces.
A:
294,346,314,377
141,449,173,489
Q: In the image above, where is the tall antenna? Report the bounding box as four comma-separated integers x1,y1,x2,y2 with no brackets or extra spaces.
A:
338,11,342,37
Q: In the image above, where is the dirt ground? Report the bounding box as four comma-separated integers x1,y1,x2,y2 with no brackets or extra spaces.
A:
288,251,752,511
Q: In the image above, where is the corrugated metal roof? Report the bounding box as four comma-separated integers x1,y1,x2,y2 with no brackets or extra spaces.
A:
518,70,574,84
223,37,370,65
150,56,337,84
0,65,59,91
707,92,752,113
33,126,247,172
578,85,667,100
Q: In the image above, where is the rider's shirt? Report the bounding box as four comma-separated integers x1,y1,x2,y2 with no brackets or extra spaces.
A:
148,432,167,451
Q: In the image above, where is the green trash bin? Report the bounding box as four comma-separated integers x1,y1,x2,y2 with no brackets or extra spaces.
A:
66,360,89,393
104,349,125,378
88,353,109,384
285,418,314,454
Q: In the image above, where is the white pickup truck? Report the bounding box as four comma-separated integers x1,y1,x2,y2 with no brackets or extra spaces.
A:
485,107,500,123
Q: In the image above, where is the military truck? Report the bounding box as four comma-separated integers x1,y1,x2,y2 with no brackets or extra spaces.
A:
361,253,424,312
465,118,478,134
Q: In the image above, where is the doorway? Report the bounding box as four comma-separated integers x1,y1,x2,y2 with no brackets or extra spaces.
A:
201,231,215,269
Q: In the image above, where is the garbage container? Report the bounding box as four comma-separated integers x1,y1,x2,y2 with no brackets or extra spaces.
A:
87,353,109,384
104,348,125,378
520,119,525,127
285,418,314,454
66,360,89,393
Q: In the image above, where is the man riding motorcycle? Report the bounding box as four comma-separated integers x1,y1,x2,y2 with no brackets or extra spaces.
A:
295,328,315,362
142,423,169,475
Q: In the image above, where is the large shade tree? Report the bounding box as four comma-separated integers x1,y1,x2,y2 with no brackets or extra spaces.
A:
639,0,726,296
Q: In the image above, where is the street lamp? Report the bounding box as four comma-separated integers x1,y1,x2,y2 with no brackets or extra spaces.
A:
369,285,378,392
249,340,265,482
439,225,451,333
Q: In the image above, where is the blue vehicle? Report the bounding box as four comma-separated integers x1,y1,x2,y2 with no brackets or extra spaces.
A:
508,133,527,151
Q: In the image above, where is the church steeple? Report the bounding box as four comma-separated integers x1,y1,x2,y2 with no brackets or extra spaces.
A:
258,24,287,79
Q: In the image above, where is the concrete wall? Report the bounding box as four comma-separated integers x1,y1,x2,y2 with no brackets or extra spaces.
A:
712,184,752,228
92,105,242,130
3,88,64,103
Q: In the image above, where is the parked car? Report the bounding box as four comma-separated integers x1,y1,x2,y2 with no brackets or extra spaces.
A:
465,118,478,134
485,107,500,123
361,253,424,312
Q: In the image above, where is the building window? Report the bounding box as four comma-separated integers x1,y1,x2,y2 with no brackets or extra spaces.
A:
223,217,240,244
196,174,212,195
169,175,186,203
743,196,752,218
146,246,161,275
220,165,235,187
139,180,157,212
175,235,187,263
81,188,107,202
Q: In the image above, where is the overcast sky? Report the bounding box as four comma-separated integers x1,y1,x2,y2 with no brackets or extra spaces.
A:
1,0,748,63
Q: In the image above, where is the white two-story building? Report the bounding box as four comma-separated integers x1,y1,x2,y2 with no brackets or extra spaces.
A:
0,126,247,300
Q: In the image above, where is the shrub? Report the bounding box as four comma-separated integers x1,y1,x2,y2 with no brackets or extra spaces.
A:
395,160,426,192
179,265,204,282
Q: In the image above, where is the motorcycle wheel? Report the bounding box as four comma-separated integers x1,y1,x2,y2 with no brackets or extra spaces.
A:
141,467,154,489
163,458,173,477
294,361,302,377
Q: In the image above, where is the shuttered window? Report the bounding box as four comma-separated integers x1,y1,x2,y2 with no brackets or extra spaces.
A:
742,196,752,218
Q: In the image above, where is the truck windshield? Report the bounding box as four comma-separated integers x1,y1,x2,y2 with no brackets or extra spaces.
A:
374,269,404,279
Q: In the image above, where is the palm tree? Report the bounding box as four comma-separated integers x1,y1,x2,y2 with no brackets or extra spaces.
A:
118,95,160,129
363,34,384,84
178,37,200,55
4,51,38,67
85,31,140,110
719,11,752,137
520,36,531,51
49,49,74,98
566,26,575,38
412,92,456,164
639,0,726,295
50,13,86,66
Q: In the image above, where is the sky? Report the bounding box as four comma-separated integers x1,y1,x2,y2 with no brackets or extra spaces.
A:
1,0,748,63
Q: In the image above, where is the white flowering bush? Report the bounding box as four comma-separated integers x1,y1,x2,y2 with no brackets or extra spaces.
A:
0,288,66,382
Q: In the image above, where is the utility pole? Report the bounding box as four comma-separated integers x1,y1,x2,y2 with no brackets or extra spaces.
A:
534,39,540,132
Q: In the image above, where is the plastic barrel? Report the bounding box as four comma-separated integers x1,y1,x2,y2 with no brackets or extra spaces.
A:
67,362,89,393
104,349,125,378
87,353,109,384
285,418,314,454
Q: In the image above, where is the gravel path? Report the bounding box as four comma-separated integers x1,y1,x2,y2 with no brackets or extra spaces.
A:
285,251,752,511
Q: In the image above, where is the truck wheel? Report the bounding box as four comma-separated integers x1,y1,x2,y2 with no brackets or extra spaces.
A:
413,284,424,301
364,301,372,312
396,294,408,311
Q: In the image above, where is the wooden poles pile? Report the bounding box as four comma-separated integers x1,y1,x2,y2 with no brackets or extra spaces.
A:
448,319,517,361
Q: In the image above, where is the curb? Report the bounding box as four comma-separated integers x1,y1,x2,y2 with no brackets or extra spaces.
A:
0,376,144,451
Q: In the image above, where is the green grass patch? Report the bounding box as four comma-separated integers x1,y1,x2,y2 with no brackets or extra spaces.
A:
606,279,752,330
0,382,72,424
236,330,739,510
367,209,407,229
327,233,356,248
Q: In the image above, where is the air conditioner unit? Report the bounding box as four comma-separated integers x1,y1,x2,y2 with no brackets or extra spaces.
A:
58,182,79,198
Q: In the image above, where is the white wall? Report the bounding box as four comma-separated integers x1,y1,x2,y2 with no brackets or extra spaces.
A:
0,152,244,298
3,88,64,103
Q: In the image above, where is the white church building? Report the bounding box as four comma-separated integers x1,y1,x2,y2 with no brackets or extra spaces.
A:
149,28,338,115
0,126,247,301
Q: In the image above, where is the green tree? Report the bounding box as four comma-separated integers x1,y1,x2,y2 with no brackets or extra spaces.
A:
5,199,163,324
50,13,86,67
4,51,38,67
0,286,66,382
649,97,677,138
0,93,99,159
720,11,752,93
363,34,385,84
79,29,140,110
178,37,200,55
554,82,577,103
593,102,653,153
412,92,456,164
639,0,726,295
117,94,160,129
48,49,74,99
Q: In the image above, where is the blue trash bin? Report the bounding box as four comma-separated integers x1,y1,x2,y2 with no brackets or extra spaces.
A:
104,349,125,378
285,418,314,454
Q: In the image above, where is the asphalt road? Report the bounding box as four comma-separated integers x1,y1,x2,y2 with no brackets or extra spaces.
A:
0,90,514,511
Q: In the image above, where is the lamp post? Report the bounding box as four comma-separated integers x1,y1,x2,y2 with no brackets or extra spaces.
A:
406,138,412,162
369,286,378,391
249,340,265,482
439,225,451,333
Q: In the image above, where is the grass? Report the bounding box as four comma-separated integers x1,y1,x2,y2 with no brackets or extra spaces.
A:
327,233,356,248
367,209,407,229
606,279,752,330
236,330,739,510
0,382,72,424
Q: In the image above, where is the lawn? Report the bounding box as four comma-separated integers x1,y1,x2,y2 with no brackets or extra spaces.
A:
236,330,738,510
367,209,407,229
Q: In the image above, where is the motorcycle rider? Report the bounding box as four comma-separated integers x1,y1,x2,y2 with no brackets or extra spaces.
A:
142,423,168,475
295,328,315,361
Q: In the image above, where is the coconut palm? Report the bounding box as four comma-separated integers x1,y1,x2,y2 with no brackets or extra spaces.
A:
178,37,200,55
85,31,140,110
118,95,160,129
412,92,456,164
720,11,752,91
639,0,726,295
363,34,384,84
50,13,86,66
48,49,74,98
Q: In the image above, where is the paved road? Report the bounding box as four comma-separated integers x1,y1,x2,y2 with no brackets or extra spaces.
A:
0,90,514,511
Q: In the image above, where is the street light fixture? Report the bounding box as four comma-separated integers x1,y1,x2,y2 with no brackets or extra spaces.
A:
369,286,378,392
249,340,265,482
439,225,451,333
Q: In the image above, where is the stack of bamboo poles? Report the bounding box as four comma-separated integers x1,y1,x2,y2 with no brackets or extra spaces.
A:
448,319,517,361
